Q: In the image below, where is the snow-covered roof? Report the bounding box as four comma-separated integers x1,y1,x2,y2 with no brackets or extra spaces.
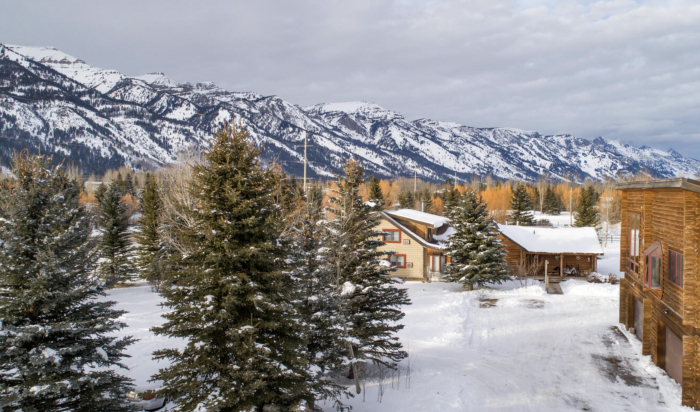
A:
497,224,603,255
379,211,448,250
384,209,449,229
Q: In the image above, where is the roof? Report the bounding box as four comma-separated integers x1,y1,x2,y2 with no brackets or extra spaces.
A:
384,209,449,228
616,177,700,194
497,224,604,255
379,211,448,250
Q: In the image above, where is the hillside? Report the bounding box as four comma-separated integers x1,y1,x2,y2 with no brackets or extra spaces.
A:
1,44,699,181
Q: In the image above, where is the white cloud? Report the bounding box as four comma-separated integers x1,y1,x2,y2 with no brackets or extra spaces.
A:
2,0,699,158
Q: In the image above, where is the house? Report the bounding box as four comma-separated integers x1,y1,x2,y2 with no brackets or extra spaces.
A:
617,177,700,409
498,224,604,277
376,209,453,281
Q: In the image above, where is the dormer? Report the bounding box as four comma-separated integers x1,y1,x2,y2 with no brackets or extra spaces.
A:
383,209,449,243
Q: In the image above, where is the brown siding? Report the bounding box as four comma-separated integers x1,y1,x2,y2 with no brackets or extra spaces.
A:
618,185,700,409
685,191,700,328
391,216,430,241
500,235,524,270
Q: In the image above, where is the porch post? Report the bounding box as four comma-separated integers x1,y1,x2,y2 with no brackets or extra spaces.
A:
560,254,564,278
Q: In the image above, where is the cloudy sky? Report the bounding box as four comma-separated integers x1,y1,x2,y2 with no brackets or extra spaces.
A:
2,0,700,158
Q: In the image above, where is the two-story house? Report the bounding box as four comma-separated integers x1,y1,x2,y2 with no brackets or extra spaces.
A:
376,209,452,281
617,178,700,409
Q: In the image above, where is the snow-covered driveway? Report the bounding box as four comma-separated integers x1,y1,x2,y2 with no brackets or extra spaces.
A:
105,244,690,411
335,280,689,411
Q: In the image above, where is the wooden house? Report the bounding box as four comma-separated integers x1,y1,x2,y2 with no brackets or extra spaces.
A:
376,209,452,281
617,177,700,409
498,224,603,277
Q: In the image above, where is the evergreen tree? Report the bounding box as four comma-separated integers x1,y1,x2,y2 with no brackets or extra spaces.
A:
134,173,163,290
397,191,415,209
542,186,562,215
0,153,135,412
444,190,509,291
419,189,434,214
443,186,460,207
95,181,107,203
509,183,534,225
574,186,600,228
323,160,410,391
367,176,384,211
97,183,136,285
151,124,312,411
283,200,350,411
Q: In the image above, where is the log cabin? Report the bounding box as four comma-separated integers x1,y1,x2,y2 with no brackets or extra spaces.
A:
498,224,603,278
617,177,700,409
376,209,453,281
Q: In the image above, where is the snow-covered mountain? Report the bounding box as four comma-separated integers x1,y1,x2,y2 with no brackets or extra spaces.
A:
1,43,699,181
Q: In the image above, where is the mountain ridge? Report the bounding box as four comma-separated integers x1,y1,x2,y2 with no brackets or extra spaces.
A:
1,43,698,182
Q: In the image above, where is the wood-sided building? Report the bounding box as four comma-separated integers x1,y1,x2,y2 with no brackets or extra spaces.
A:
497,224,603,277
617,178,700,409
375,209,452,281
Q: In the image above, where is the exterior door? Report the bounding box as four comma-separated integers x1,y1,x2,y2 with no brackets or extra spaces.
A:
430,255,443,273
633,298,643,341
665,327,683,384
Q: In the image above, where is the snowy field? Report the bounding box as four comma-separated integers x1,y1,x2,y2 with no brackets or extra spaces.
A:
104,245,692,411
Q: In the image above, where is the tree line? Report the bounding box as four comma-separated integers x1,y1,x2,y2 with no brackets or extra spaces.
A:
0,125,411,411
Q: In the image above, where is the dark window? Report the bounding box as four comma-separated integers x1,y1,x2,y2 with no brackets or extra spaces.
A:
427,227,432,239
627,212,641,275
388,254,406,268
669,250,684,288
382,229,400,243
647,255,662,289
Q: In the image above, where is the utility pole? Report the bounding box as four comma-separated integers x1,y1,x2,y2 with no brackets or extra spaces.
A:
413,161,417,194
569,186,573,226
303,131,308,193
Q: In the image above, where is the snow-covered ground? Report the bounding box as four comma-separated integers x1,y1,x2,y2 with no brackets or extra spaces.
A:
104,244,691,411
532,211,575,227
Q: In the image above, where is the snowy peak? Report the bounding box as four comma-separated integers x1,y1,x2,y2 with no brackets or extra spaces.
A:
304,101,401,120
5,44,125,93
1,42,699,181
133,72,178,88
5,44,83,64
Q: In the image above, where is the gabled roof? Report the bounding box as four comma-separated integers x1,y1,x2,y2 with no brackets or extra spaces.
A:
384,209,449,229
497,224,604,255
379,211,448,250
616,177,700,194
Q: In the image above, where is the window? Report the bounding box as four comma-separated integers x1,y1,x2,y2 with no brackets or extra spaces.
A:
387,254,406,268
669,250,684,288
382,229,400,243
648,256,661,289
627,212,641,275
644,241,662,290
427,227,432,240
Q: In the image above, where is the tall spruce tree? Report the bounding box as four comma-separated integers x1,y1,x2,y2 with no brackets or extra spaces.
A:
574,186,600,228
0,153,135,412
509,183,535,225
283,198,350,411
542,186,562,215
323,160,410,391
444,190,509,291
367,176,384,211
134,173,163,290
397,191,415,209
151,124,311,411
419,189,434,214
97,182,136,285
